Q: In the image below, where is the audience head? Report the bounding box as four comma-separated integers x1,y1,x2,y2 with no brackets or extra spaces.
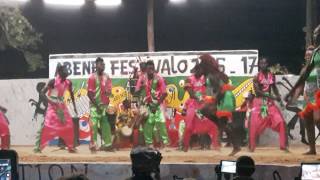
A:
130,146,162,180
236,156,255,177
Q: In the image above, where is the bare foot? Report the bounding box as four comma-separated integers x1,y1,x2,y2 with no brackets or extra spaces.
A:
229,147,241,156
68,148,77,153
303,150,316,155
33,148,41,153
281,148,290,153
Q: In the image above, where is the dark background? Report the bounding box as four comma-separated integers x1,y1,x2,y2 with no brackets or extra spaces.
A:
3,0,319,78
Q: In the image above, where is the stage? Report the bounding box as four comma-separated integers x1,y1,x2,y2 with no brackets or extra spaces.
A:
16,145,320,164
14,144,318,180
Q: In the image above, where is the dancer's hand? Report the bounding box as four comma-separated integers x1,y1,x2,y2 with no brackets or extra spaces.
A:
74,108,79,117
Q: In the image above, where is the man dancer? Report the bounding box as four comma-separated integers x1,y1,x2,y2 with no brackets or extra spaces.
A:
198,54,240,156
87,57,113,152
248,57,288,152
141,60,169,148
34,65,78,153
183,64,220,152
0,105,10,149
286,25,320,154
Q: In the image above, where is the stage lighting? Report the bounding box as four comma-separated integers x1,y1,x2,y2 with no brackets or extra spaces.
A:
169,0,187,4
44,0,85,6
95,0,121,6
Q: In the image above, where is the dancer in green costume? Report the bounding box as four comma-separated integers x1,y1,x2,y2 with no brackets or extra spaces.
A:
87,57,113,152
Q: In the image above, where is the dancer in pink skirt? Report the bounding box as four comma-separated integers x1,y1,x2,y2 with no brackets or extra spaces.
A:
34,65,78,153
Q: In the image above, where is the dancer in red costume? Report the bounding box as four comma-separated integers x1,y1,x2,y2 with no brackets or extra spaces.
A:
183,64,219,152
0,105,10,149
248,58,288,152
35,65,78,153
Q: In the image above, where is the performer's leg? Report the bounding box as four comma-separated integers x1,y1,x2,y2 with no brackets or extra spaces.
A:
60,128,75,152
205,119,220,150
144,112,155,146
0,135,9,150
299,118,308,144
39,126,56,151
73,117,80,147
155,109,169,145
0,120,10,150
178,120,186,150
100,115,112,148
34,120,45,152
303,108,319,155
183,105,196,151
269,106,288,151
248,111,260,152
227,122,241,156
305,117,316,154
89,107,99,149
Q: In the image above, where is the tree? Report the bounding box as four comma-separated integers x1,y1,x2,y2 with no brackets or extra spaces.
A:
0,6,44,72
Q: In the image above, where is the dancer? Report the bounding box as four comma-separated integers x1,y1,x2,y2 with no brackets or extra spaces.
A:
183,64,219,152
133,61,148,146
114,99,135,147
34,65,78,153
142,60,169,148
198,54,240,156
286,24,320,154
248,57,288,152
287,46,315,144
0,105,10,149
87,57,113,152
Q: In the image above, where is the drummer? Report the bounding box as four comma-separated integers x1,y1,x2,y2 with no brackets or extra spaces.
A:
115,99,135,146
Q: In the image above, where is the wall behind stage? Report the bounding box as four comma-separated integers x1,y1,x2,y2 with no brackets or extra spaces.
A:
0,79,47,145
0,76,310,146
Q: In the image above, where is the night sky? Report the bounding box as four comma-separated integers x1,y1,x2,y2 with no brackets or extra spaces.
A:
10,0,316,77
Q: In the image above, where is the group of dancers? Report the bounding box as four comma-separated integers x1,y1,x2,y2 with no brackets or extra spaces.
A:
0,25,319,156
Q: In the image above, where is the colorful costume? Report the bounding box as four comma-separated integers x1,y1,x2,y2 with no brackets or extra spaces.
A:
299,49,320,119
183,74,219,150
0,111,9,149
37,76,74,151
143,73,169,145
87,73,113,148
114,103,135,146
248,72,287,151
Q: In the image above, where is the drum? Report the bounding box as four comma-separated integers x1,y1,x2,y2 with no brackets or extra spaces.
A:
139,105,149,117
121,125,133,137
106,105,116,115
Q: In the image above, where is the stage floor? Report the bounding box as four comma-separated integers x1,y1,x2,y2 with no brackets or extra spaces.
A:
14,145,320,165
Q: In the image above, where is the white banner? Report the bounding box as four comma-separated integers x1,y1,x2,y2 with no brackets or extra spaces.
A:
49,50,259,79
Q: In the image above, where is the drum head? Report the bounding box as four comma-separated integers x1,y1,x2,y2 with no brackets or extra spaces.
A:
121,125,133,137
107,105,116,115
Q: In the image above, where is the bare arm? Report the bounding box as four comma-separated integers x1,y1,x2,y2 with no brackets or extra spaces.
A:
41,79,55,104
87,76,100,111
0,105,7,113
68,81,78,115
184,77,196,99
106,75,112,96
286,59,314,103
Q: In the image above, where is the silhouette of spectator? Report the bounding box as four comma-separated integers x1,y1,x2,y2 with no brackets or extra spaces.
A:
127,146,162,180
233,156,255,180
